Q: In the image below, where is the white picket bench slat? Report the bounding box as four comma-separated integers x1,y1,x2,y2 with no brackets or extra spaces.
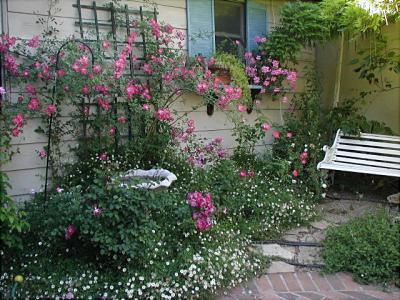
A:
317,129,400,177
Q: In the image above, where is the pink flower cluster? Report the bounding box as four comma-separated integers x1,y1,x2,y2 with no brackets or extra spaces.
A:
300,151,308,165
217,84,242,109
113,32,138,79
11,113,24,137
126,82,151,101
244,51,297,99
239,169,255,177
149,19,161,38
155,108,172,121
187,192,215,231
72,55,90,75
27,36,40,48
0,34,16,52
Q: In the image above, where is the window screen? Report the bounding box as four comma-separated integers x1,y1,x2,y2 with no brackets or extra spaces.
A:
214,0,245,54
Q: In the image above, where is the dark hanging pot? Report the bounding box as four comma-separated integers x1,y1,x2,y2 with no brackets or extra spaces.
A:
207,103,214,116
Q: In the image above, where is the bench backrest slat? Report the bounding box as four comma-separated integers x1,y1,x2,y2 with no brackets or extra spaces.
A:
338,137,400,149
335,156,400,170
335,150,400,163
358,132,400,142
336,144,400,156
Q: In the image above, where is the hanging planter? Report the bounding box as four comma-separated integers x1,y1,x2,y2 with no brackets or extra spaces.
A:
206,103,215,116
246,85,263,114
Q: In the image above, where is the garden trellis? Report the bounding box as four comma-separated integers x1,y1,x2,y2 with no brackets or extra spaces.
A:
43,0,160,202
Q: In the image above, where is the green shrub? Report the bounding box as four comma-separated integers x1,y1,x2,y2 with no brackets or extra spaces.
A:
322,212,400,287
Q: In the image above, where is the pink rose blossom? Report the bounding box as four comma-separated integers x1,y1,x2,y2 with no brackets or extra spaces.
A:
39,149,47,158
292,169,299,177
155,108,172,121
27,98,40,111
117,116,128,123
164,24,174,34
65,225,76,240
81,85,90,94
272,131,280,139
99,152,108,161
261,123,271,132
93,206,103,217
237,104,246,112
239,170,247,177
27,36,40,48
44,104,57,116
12,113,24,128
11,127,20,137
286,132,293,138
109,127,116,136
102,41,110,49
196,82,208,94
143,103,150,110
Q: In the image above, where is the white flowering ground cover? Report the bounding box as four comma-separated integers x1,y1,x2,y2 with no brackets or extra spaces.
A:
0,154,318,299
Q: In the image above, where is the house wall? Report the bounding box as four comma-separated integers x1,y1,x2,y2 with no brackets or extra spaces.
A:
316,22,400,134
1,0,314,201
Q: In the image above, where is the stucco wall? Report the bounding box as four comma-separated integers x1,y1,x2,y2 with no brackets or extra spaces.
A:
1,0,314,200
316,22,400,133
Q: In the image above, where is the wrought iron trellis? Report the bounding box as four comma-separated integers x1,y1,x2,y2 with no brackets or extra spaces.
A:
43,0,159,203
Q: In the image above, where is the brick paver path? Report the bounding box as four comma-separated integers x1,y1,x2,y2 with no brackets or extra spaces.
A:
217,272,400,300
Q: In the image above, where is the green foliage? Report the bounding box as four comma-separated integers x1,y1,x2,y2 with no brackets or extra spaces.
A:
322,212,400,287
214,52,251,105
260,1,329,62
271,70,326,194
325,98,393,136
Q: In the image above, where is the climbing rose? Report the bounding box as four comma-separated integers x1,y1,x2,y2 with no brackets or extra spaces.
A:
292,169,299,177
142,103,150,110
11,127,20,137
0,86,6,94
39,149,47,158
286,132,293,138
164,24,173,34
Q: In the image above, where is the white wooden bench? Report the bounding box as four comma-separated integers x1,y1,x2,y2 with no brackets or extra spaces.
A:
317,129,400,177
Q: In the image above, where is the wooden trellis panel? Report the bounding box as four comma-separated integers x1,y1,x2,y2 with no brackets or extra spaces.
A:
73,0,159,146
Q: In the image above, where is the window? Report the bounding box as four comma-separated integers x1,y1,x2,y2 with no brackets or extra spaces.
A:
214,0,245,54
187,0,267,57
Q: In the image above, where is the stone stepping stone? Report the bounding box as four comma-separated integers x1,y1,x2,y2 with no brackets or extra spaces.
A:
261,244,295,260
267,261,295,273
310,220,332,230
